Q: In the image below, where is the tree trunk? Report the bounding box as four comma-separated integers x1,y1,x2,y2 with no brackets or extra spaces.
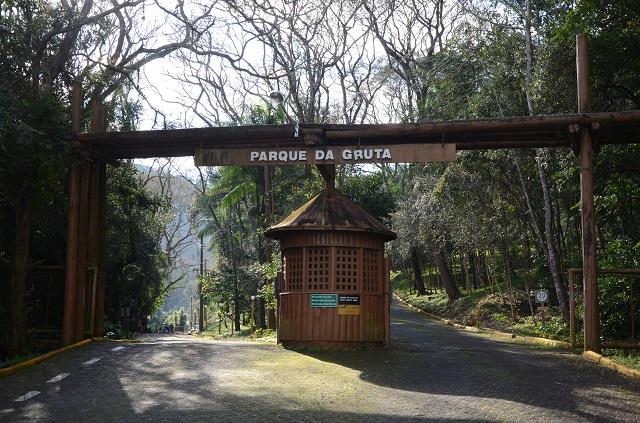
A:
230,246,242,332
256,297,266,329
504,245,517,288
487,255,505,303
554,194,567,263
502,244,517,321
469,251,478,290
477,251,488,288
410,247,427,296
404,265,414,294
524,227,536,317
514,157,546,255
5,188,30,357
523,0,535,115
434,251,460,302
536,156,569,318
514,155,563,311
462,253,471,292
521,0,569,319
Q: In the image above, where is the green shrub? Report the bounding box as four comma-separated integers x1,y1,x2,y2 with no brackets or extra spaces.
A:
104,321,124,340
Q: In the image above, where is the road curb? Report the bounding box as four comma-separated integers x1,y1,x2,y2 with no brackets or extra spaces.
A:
0,338,94,377
393,293,572,349
583,350,640,380
97,337,142,343
395,294,640,380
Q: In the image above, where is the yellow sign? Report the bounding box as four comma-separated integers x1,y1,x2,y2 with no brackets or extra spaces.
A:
338,305,360,315
337,295,360,315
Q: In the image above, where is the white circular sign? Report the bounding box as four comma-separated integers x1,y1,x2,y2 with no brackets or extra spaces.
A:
535,290,549,303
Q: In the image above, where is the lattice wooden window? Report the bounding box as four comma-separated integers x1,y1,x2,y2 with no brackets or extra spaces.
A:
336,247,359,291
285,248,303,292
362,249,381,293
306,247,330,291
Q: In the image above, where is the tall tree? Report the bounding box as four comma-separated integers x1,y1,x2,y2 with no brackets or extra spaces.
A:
105,162,167,333
0,0,216,357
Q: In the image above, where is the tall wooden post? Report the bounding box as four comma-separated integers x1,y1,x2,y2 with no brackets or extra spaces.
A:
87,163,100,335
383,258,390,347
89,101,107,338
63,82,82,346
262,165,278,328
74,160,90,342
64,87,108,343
577,33,600,353
198,233,204,332
264,165,273,259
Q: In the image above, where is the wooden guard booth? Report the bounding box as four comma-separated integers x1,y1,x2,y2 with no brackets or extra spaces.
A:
265,188,396,348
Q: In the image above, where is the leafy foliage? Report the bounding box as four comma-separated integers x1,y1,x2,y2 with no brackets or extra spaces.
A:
339,169,396,224
104,162,168,334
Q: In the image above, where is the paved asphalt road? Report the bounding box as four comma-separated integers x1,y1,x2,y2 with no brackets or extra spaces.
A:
1,302,640,422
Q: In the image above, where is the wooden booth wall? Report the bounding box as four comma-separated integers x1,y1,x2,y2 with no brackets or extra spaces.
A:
277,231,390,346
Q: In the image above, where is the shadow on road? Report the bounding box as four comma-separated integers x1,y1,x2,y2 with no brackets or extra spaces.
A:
2,302,640,422
299,302,640,423
1,336,495,422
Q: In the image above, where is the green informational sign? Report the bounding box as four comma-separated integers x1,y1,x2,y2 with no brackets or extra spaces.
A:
310,293,338,308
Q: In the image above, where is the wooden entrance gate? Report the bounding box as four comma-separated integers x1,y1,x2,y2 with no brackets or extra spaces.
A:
66,34,640,353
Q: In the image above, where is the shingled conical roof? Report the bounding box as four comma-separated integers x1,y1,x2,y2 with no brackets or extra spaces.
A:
265,188,396,241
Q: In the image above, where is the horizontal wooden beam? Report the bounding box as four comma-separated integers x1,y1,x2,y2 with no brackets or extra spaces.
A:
324,111,640,139
76,111,640,160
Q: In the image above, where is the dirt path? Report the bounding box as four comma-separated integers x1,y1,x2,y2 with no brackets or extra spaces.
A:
1,302,639,422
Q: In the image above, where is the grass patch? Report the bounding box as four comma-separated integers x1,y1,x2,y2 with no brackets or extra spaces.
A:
604,349,640,370
198,325,277,343
0,353,38,369
511,315,571,341
249,328,277,342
